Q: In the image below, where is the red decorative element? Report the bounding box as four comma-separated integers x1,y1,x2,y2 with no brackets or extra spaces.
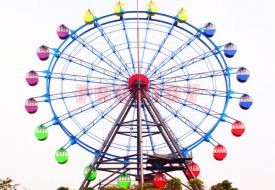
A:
25,98,38,114
153,172,167,188
231,120,245,137
128,74,149,93
213,144,227,161
57,24,69,40
185,161,200,179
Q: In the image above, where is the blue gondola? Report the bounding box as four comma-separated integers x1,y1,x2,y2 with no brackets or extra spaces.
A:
203,22,216,37
237,67,250,83
239,94,253,110
224,42,237,58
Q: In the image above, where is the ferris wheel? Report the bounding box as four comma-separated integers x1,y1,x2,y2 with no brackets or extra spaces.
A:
25,1,252,189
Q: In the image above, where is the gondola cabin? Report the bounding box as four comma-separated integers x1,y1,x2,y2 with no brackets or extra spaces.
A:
37,45,50,61
146,1,158,16
239,94,253,110
25,98,38,114
55,148,68,164
35,124,48,141
213,144,227,161
26,70,39,86
84,166,97,181
232,120,245,137
224,42,237,58
114,1,125,16
237,67,250,83
185,161,200,179
117,173,131,189
84,9,95,24
203,22,216,37
153,172,167,188
177,8,188,22
57,24,69,40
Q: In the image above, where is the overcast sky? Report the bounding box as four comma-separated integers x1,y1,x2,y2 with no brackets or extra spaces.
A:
0,0,274,189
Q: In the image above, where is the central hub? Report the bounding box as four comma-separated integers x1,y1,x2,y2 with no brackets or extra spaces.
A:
128,74,149,93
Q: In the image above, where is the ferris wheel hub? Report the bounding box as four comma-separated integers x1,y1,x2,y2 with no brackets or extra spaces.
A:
128,74,149,94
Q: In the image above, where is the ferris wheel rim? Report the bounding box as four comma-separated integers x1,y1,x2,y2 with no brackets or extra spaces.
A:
43,10,232,158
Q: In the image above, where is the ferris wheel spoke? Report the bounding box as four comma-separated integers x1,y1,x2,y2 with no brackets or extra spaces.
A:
150,69,228,85
143,20,176,75
147,90,212,143
156,83,243,100
121,17,135,73
75,94,131,144
147,91,203,135
140,16,151,69
52,50,124,80
150,83,229,99
50,87,130,126
32,84,126,103
50,84,125,102
151,86,227,123
150,46,221,79
45,72,126,85
94,20,133,75
66,34,130,78
62,95,129,150
147,31,200,77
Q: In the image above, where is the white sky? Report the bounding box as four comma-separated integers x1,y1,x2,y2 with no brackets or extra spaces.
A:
0,0,274,189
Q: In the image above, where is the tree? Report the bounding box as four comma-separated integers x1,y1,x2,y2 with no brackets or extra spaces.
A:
56,187,70,190
166,177,182,190
0,178,20,190
101,187,126,190
188,178,205,190
56,187,94,190
210,180,238,190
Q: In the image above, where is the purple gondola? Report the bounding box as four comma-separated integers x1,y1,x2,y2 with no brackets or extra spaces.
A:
26,70,39,86
37,45,50,61
57,24,69,40
25,98,38,114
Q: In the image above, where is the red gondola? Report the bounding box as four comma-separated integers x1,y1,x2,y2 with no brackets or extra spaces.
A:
232,121,245,137
185,161,200,179
213,144,227,161
153,172,167,188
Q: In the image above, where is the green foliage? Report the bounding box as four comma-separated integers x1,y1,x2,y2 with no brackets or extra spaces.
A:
166,177,182,190
0,178,19,190
56,187,70,190
102,187,125,190
210,180,239,190
132,183,156,190
56,187,94,190
188,178,205,190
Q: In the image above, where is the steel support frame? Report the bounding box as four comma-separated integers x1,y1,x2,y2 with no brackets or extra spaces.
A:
80,92,198,190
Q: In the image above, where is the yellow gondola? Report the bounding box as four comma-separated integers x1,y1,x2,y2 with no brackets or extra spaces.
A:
84,9,95,24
